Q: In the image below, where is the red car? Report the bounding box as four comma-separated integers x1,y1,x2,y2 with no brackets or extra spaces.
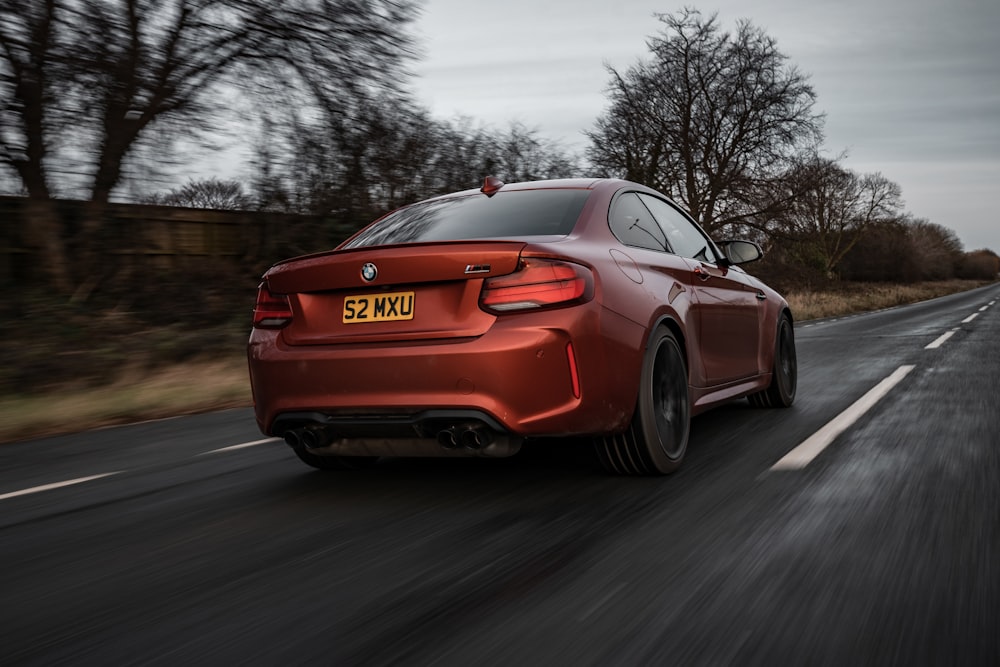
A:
248,177,796,475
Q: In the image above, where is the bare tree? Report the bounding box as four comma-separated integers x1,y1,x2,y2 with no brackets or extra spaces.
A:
484,122,580,183
839,215,978,283
145,177,251,210
906,218,964,281
775,156,903,278
53,0,417,204
835,217,913,282
0,0,78,291
1,0,418,295
266,102,582,237
587,8,824,235
958,249,1000,280
0,0,57,198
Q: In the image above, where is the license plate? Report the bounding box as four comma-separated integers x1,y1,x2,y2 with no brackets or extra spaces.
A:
343,291,415,324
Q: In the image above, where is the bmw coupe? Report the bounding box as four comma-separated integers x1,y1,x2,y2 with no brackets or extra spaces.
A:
248,177,797,475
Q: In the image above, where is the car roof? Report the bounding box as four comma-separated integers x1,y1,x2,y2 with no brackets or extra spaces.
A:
428,177,632,201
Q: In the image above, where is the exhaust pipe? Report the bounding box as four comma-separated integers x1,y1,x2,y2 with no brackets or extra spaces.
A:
460,426,493,450
301,425,335,450
283,425,336,450
437,425,495,450
283,429,303,448
437,427,460,449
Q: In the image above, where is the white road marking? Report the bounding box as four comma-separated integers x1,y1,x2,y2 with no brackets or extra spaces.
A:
772,365,917,471
925,330,957,350
200,438,281,455
1,437,280,502
962,313,979,324
979,305,989,312
0,472,122,501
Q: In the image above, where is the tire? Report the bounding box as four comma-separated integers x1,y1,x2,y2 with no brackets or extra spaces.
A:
291,446,378,471
748,313,797,408
595,327,690,475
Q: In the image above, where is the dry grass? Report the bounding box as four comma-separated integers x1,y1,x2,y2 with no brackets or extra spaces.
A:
0,357,251,443
785,280,991,321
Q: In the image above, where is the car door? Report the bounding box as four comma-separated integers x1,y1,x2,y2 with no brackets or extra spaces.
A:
636,194,762,385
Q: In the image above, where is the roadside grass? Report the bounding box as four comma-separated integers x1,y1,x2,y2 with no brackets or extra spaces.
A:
1,278,994,444
1,357,251,444
785,279,992,321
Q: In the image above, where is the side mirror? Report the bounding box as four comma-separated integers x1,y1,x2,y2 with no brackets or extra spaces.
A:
716,240,763,266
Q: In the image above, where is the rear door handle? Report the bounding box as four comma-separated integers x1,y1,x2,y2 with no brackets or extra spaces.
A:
756,291,767,300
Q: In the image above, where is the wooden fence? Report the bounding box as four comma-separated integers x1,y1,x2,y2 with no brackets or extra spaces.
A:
1,196,355,285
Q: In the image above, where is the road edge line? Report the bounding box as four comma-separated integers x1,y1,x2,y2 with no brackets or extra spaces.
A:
0,472,122,501
200,438,281,455
771,365,916,471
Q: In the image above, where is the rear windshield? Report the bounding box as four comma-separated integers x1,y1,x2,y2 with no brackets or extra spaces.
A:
343,189,591,249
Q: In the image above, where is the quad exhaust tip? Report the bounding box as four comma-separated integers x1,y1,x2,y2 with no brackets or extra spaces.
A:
436,424,494,450
436,428,460,449
283,425,335,450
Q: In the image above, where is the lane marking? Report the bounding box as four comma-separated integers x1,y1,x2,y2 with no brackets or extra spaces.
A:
925,329,958,350
772,365,916,471
0,472,122,501
1,438,280,501
200,437,281,455
979,305,989,312
962,313,979,324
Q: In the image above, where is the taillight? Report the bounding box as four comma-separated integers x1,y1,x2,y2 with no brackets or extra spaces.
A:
253,282,293,328
480,258,593,313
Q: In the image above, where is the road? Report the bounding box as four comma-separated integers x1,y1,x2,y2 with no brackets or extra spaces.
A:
2,284,998,665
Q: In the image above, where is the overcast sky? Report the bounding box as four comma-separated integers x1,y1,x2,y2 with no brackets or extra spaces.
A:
412,0,1000,252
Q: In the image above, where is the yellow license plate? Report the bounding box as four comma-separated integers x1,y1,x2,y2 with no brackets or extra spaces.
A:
343,291,415,324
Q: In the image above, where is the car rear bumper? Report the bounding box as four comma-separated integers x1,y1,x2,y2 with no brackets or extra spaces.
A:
248,304,644,439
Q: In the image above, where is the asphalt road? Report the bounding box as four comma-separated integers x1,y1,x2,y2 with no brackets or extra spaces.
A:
2,284,998,665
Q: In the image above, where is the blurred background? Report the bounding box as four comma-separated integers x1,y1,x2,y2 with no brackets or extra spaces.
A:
1,1,997,412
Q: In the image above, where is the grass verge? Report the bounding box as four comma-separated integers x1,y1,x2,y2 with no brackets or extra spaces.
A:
784,279,992,321
1,357,251,443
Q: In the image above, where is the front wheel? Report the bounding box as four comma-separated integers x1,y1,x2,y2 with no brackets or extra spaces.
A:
748,313,797,408
595,327,690,475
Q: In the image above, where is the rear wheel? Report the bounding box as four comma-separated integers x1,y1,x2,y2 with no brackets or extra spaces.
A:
748,313,797,408
595,327,690,475
292,446,378,471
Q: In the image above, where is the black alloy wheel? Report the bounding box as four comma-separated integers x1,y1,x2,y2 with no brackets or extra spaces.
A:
595,327,690,475
748,313,797,408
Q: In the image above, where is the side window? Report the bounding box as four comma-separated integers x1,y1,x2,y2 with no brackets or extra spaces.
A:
608,193,669,252
638,194,719,264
